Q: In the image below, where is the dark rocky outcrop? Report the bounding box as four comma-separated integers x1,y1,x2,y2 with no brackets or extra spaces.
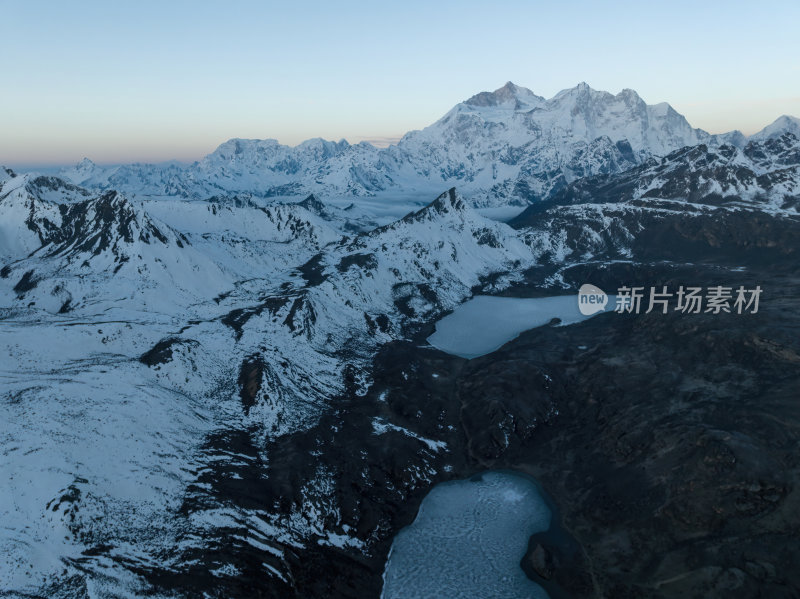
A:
140,337,198,367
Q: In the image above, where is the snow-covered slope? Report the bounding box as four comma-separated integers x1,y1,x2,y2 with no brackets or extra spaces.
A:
201,188,548,437
0,178,555,595
0,174,232,315
750,115,800,143
60,158,196,197
193,137,387,197
59,82,794,208
62,140,388,200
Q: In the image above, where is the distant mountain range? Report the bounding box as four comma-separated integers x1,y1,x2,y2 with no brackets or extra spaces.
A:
57,82,799,206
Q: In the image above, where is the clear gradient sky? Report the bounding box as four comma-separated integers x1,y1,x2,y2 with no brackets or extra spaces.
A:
2,0,799,167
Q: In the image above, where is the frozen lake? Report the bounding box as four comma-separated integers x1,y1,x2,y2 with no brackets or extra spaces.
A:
428,294,614,359
382,471,551,599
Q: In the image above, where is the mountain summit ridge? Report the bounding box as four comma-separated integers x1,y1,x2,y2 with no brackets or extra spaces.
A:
55,82,800,207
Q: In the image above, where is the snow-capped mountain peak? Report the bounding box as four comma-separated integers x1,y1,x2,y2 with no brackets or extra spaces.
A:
751,115,800,142
464,81,545,109
399,187,468,223
58,157,104,185
1,166,17,182
295,193,327,214
551,80,605,101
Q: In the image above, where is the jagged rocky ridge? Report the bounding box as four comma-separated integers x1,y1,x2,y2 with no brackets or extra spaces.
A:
509,133,800,265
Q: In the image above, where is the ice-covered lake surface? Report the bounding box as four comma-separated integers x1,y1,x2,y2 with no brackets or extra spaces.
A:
428,294,614,359
382,471,551,599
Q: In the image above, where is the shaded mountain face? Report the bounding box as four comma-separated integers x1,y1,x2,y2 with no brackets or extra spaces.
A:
512,132,800,230
58,83,796,207
505,135,800,296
